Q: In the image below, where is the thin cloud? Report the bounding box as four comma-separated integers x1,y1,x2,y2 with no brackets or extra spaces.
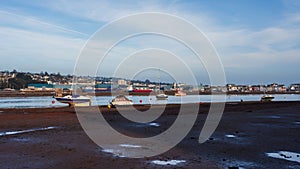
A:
0,9,89,37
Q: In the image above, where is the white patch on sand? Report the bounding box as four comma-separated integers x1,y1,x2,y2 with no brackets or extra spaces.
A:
226,134,236,138
223,160,258,169
266,151,300,163
102,149,126,158
0,126,57,136
119,144,142,148
268,115,281,119
102,144,143,158
151,160,186,165
10,137,31,142
148,122,160,127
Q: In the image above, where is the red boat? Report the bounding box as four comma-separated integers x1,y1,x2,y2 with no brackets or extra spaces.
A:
132,89,152,93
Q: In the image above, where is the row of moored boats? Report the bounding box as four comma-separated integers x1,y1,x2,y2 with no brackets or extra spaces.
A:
54,93,274,107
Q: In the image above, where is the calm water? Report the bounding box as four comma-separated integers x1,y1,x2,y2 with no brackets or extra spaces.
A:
0,94,299,108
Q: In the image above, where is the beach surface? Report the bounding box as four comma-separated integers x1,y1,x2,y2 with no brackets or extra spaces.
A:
0,101,299,168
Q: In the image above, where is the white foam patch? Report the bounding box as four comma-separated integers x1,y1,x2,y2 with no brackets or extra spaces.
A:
294,122,300,125
266,151,300,163
226,134,236,138
148,122,160,127
152,160,186,165
119,144,142,148
0,126,57,136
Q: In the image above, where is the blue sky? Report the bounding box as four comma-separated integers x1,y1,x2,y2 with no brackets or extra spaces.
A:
0,0,299,85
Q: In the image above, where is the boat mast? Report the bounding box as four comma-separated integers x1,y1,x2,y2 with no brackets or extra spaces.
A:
158,68,161,91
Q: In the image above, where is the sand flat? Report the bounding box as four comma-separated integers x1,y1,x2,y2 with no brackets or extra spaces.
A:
0,101,299,168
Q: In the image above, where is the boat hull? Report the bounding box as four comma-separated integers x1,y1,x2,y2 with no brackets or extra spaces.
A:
156,94,168,100
261,95,275,102
54,95,91,106
109,95,133,107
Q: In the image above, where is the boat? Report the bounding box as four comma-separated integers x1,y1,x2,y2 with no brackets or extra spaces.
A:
109,95,133,107
156,93,168,100
261,94,275,101
128,85,152,93
54,95,91,106
174,90,187,96
128,86,153,95
132,89,153,93
156,69,168,100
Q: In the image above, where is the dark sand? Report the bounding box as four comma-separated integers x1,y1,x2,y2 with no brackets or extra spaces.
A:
0,101,299,169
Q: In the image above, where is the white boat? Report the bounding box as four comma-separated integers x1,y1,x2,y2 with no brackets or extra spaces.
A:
54,95,91,106
109,95,133,107
261,94,275,101
156,93,168,100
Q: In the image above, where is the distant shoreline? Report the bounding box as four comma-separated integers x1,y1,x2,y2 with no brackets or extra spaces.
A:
0,90,299,97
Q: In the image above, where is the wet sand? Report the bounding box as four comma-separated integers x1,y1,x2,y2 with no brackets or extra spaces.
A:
0,101,299,168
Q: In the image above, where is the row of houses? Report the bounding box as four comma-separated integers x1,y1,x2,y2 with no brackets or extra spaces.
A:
0,72,16,83
21,84,71,92
15,82,300,93
227,83,300,92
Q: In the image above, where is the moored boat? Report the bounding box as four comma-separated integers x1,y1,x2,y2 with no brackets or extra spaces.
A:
109,95,133,108
156,93,168,100
261,94,275,101
54,95,91,106
132,89,153,93
127,85,153,93
155,69,168,100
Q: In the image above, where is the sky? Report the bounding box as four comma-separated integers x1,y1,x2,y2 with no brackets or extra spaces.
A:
0,0,299,85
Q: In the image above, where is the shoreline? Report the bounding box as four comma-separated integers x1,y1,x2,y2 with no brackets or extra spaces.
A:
0,101,299,168
0,100,299,114
0,91,299,97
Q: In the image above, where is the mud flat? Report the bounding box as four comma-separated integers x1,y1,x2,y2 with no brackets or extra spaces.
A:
0,101,299,168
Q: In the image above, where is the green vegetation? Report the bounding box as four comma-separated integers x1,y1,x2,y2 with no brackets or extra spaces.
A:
8,73,46,90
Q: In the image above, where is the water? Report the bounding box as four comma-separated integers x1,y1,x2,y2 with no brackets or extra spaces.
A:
0,96,66,108
0,126,58,136
0,94,299,109
58,94,300,106
151,160,186,166
266,151,300,163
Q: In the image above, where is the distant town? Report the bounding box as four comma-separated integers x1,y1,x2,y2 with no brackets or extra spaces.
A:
0,70,299,96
